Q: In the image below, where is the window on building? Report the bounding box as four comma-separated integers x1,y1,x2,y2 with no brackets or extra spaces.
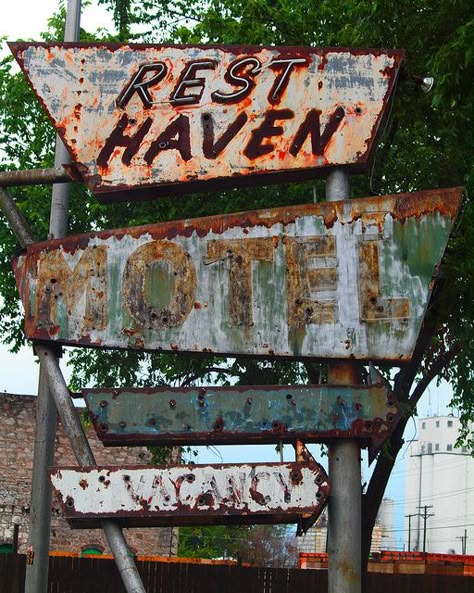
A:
436,420,440,427
422,422,426,429
421,445,425,453
435,444,439,451
447,420,453,427
447,444,453,452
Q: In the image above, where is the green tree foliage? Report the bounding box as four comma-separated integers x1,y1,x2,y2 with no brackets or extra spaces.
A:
178,524,296,567
0,0,473,577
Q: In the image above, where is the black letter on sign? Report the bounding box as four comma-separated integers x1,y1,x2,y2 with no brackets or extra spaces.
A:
268,58,307,103
97,114,153,168
202,112,248,159
211,57,262,104
244,109,293,159
289,107,345,156
116,62,168,109
170,60,216,106
144,115,192,164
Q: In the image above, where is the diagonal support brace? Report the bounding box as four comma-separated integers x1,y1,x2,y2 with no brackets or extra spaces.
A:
0,186,146,593
35,344,146,593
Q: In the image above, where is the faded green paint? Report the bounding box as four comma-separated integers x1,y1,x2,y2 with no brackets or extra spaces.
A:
84,384,400,449
13,189,462,361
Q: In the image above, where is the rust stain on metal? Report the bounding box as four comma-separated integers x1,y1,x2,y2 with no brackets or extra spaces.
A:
49,462,330,529
83,383,401,460
10,43,404,202
13,188,461,361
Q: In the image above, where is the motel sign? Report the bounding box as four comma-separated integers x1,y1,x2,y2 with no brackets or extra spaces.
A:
13,188,461,362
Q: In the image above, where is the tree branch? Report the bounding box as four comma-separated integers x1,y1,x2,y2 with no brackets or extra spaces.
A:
408,343,461,406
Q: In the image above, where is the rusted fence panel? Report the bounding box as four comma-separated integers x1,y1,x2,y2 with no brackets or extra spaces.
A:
11,44,403,202
84,383,400,457
1,555,473,593
13,188,461,362
49,462,329,528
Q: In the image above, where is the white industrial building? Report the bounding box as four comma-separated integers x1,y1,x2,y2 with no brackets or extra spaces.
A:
405,415,473,554
297,500,391,555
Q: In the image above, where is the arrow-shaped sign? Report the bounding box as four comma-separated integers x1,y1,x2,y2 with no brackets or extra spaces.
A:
13,189,461,362
11,43,403,201
49,462,330,528
84,375,400,462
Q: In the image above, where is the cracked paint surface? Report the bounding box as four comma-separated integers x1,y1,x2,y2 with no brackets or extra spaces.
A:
13,188,461,361
50,462,329,528
11,43,403,201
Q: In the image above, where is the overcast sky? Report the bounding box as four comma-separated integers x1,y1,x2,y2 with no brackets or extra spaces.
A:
0,1,458,548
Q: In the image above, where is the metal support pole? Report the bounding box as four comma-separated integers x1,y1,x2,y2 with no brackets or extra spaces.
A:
24,369,57,591
0,167,72,188
326,171,361,593
0,187,34,246
16,4,145,593
35,345,146,593
24,2,81,590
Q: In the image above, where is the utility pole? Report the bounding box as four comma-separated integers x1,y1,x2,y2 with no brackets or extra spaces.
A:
456,529,468,555
417,505,434,554
405,514,417,552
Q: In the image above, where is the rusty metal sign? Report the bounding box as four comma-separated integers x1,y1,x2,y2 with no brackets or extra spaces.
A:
49,462,329,528
84,381,400,459
13,188,461,361
10,43,403,201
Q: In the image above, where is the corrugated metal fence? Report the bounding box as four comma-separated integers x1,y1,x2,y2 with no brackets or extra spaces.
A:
1,555,473,593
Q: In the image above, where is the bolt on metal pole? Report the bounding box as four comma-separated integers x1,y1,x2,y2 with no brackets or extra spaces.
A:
326,170,361,593
24,2,81,591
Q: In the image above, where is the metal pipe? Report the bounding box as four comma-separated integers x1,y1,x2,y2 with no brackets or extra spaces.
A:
325,169,350,202
35,345,95,465
35,344,146,593
0,187,34,247
101,521,146,593
326,169,361,593
328,440,361,592
0,167,72,188
24,369,57,592
25,4,83,593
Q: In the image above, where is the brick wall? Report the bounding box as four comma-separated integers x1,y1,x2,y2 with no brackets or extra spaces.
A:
0,393,178,556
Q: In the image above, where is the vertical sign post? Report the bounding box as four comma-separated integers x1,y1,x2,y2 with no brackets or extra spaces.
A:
24,2,81,592
326,170,361,593
22,4,147,593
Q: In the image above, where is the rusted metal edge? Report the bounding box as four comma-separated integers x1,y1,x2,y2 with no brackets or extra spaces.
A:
12,187,463,363
9,41,404,55
12,187,463,253
10,43,404,202
83,384,401,451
